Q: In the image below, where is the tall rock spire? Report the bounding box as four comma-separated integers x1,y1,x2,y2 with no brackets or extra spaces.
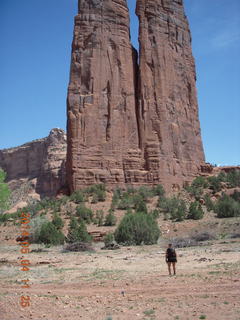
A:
66,0,141,191
136,0,205,190
66,0,205,192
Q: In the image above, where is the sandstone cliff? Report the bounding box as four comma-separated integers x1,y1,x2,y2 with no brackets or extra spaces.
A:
66,0,205,192
0,129,66,203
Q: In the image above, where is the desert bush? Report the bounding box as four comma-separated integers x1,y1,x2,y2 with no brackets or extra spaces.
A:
103,233,115,246
104,211,117,226
114,212,160,245
187,201,204,220
110,188,121,210
30,216,48,243
85,184,106,202
137,186,154,201
204,194,214,211
70,191,85,204
67,218,92,243
152,184,165,198
215,194,240,218
185,176,208,200
0,169,10,214
117,193,133,210
94,210,104,226
158,196,187,221
38,221,65,245
52,213,64,229
207,176,222,193
225,170,240,187
76,205,93,223
230,190,240,203
149,209,160,219
134,196,148,214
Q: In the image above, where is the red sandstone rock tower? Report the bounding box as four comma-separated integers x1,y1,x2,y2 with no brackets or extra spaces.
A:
66,0,205,193
135,0,205,191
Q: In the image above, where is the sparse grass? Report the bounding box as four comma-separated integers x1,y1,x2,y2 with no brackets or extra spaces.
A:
91,269,124,280
143,309,155,316
223,301,229,305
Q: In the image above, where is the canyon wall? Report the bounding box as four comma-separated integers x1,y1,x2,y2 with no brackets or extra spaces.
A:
0,129,66,201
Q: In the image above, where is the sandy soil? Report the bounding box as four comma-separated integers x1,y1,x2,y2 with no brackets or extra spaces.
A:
0,238,240,320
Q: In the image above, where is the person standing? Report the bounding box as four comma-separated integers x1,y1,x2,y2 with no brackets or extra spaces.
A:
166,243,177,276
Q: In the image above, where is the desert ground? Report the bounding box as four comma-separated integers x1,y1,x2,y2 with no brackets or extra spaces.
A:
0,235,240,320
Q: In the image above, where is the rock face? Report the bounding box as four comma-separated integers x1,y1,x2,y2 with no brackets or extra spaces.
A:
0,129,66,202
135,0,205,190
66,0,205,192
66,0,141,191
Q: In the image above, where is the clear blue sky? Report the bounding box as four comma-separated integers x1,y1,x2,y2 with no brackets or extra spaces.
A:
0,0,239,166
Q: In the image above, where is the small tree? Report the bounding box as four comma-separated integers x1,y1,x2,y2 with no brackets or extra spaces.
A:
70,190,85,204
104,211,117,226
204,194,214,211
207,176,222,193
134,196,148,214
52,213,64,229
152,184,165,198
187,201,204,220
76,205,93,224
114,212,160,245
38,221,65,245
104,233,115,246
215,194,240,218
67,218,92,243
95,210,104,226
0,169,10,214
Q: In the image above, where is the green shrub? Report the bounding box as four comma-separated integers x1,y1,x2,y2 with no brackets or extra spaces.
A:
70,191,85,204
114,212,160,245
134,196,148,214
149,209,160,219
192,176,208,189
152,184,165,198
204,194,214,211
95,210,104,226
187,201,204,220
158,196,187,221
52,213,64,229
38,221,65,245
30,216,48,243
0,169,10,214
104,233,115,246
104,211,117,226
117,193,133,210
85,184,106,202
225,170,240,187
207,176,222,193
67,217,91,243
76,205,93,223
231,190,240,203
215,194,240,218
111,189,121,210
137,186,154,201
170,199,187,221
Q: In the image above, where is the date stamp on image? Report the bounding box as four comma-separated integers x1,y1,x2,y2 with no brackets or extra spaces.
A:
18,211,31,308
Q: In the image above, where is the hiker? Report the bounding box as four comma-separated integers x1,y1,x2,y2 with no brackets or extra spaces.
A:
165,243,177,276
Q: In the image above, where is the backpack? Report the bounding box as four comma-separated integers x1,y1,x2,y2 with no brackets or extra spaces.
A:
167,248,176,258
